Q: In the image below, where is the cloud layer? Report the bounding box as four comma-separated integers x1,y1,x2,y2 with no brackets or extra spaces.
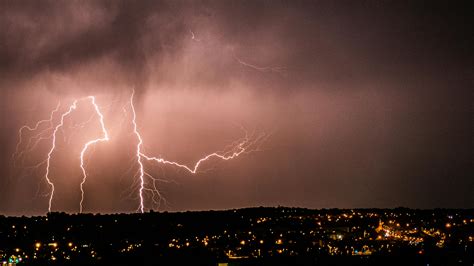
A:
0,0,472,215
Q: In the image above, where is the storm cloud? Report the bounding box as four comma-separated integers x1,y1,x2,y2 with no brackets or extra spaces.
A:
0,0,472,215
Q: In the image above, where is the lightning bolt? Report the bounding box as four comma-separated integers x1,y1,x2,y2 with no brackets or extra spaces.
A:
45,100,79,212
141,141,248,174
11,102,61,167
79,96,109,213
129,90,265,212
187,29,287,76
233,54,287,76
129,90,146,213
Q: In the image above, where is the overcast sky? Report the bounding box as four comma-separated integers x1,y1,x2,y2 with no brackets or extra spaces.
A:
0,0,472,215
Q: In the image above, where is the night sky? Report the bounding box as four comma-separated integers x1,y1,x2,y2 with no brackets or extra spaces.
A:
0,0,472,215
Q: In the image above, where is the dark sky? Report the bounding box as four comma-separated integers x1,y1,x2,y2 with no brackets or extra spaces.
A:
0,0,472,215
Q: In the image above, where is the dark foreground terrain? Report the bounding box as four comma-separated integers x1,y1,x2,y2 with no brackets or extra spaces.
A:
1,207,473,265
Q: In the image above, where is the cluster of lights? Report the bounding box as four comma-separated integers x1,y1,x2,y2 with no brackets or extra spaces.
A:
2,210,472,262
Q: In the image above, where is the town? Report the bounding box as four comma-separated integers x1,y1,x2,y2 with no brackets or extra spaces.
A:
0,207,473,265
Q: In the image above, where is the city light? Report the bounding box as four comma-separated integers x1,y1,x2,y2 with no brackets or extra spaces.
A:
0,208,472,264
